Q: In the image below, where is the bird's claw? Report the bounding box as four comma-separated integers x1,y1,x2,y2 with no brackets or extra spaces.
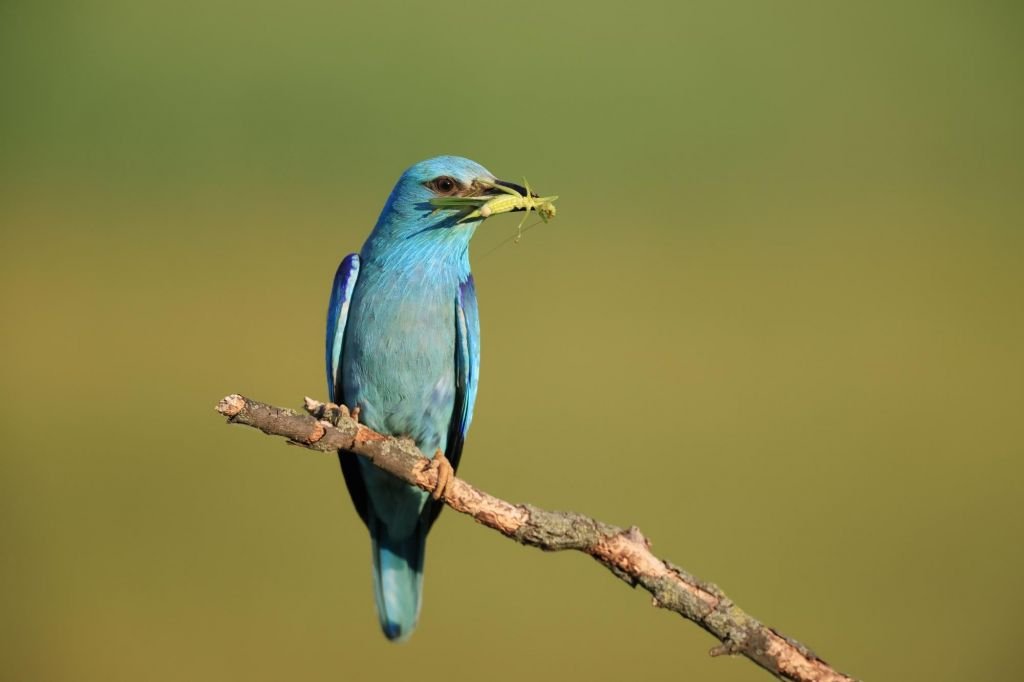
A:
428,450,454,501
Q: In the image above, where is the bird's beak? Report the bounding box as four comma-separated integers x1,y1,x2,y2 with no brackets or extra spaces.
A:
486,179,535,198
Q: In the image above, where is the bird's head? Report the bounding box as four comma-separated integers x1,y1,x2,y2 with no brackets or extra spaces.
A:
361,156,531,268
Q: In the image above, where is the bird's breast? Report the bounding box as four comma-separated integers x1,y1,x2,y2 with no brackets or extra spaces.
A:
341,268,460,453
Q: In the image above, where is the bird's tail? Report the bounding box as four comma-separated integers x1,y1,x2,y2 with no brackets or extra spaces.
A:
370,519,426,642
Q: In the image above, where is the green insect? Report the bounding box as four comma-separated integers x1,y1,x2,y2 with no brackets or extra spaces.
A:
431,177,558,242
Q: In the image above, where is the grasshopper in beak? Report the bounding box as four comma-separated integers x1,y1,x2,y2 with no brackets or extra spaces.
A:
431,178,558,242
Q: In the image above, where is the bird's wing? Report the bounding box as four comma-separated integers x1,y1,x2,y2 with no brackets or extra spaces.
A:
326,253,360,399
428,275,479,527
450,274,480,472
326,254,372,528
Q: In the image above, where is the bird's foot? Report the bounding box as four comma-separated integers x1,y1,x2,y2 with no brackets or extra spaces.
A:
428,450,454,501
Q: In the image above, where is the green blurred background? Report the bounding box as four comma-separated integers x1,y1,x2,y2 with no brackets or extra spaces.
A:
2,1,1022,680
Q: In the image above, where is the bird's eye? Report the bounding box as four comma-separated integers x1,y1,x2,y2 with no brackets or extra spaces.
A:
428,176,459,195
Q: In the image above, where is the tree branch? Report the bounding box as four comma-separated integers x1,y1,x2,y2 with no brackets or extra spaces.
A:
215,393,857,682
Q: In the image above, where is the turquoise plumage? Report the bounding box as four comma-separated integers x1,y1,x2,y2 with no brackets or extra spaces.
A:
325,156,521,641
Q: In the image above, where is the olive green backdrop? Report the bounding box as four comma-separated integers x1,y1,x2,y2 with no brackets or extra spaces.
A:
2,2,1022,680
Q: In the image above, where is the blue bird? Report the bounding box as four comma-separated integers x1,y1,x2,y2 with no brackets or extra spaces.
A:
325,156,532,641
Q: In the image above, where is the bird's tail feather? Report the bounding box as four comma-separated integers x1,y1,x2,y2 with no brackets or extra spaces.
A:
371,520,426,642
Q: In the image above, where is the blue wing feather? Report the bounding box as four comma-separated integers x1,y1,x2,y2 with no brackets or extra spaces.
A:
325,253,360,399
430,275,479,527
326,253,371,528
452,274,480,465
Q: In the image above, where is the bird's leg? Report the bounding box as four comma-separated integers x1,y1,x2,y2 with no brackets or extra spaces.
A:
350,404,361,425
428,450,454,501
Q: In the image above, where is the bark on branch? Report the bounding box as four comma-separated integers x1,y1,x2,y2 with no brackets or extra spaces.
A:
215,393,857,682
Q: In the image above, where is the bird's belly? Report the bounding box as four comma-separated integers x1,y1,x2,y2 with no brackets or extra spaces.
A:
341,290,457,535
342,293,457,456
